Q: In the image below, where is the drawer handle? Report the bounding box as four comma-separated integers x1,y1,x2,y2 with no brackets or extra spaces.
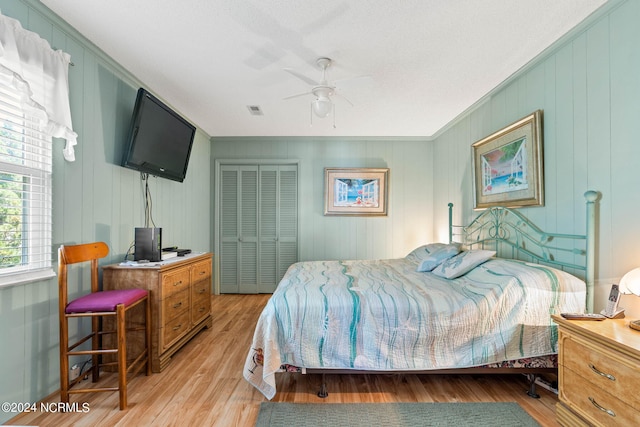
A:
589,363,616,381
199,307,205,313
198,288,206,294
173,280,183,287
199,271,206,276
172,324,182,331
173,302,182,309
588,396,616,417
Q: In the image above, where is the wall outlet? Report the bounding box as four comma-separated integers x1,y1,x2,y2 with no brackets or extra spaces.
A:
70,364,80,381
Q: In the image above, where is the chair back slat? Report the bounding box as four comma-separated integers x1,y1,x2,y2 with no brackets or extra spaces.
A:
59,242,109,265
58,242,110,303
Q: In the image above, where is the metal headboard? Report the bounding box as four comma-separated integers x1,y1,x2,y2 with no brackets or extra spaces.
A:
448,191,598,313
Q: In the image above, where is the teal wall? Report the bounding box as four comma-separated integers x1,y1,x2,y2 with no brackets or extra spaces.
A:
431,0,639,314
1,0,637,421
212,137,433,264
0,1,211,422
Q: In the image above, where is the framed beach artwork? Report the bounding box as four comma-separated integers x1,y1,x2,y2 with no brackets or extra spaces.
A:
472,110,544,209
324,167,389,216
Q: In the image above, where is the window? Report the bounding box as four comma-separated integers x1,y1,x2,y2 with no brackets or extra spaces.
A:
0,13,76,287
0,79,54,286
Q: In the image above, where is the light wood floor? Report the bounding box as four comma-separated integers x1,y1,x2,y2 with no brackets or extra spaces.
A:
8,294,560,426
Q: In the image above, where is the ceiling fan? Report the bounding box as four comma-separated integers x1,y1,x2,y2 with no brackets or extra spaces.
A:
283,57,359,125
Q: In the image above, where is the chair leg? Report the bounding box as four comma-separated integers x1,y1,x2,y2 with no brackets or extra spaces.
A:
92,316,100,383
59,316,69,404
117,304,127,410
145,297,152,376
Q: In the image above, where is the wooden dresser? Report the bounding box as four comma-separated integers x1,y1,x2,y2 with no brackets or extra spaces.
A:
103,253,213,373
552,314,640,426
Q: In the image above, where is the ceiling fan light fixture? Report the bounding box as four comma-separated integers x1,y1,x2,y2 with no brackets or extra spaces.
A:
312,97,332,118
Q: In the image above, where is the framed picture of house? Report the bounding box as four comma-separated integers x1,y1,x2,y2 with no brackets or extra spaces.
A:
324,167,389,216
472,110,544,209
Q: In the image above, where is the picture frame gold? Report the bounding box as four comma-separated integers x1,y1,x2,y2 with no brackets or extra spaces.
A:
324,167,389,216
472,110,544,209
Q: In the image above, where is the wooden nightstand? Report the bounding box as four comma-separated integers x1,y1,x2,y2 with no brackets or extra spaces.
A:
552,314,640,426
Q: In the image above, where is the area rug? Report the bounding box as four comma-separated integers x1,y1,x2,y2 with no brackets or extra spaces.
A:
255,402,541,427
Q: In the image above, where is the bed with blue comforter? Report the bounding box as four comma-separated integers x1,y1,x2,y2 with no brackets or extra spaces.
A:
243,246,586,399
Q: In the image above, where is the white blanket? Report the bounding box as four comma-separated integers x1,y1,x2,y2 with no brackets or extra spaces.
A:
243,257,586,399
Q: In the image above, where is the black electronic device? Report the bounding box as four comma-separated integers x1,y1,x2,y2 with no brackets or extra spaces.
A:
134,227,162,262
122,88,196,182
176,249,191,256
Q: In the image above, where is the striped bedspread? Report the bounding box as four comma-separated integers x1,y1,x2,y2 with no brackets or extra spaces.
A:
244,256,586,399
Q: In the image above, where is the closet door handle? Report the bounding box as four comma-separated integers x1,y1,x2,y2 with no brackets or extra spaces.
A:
238,236,243,242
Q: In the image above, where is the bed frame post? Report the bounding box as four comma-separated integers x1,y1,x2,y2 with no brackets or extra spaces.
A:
584,190,598,313
317,373,328,398
448,203,454,244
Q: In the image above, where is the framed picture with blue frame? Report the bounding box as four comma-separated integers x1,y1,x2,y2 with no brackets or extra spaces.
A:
472,110,544,209
324,167,389,216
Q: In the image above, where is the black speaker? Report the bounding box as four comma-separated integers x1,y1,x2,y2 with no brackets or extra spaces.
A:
134,227,162,261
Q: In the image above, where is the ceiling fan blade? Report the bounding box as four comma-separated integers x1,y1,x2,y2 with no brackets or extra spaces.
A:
283,68,319,86
334,91,354,107
283,91,313,100
334,74,374,88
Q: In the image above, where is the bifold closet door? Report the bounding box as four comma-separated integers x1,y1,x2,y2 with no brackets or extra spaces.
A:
258,165,297,293
219,164,297,294
219,165,258,294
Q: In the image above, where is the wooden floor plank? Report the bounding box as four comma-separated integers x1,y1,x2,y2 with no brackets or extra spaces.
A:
7,294,560,426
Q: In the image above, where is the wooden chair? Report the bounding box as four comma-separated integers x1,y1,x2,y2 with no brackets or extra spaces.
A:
58,242,151,410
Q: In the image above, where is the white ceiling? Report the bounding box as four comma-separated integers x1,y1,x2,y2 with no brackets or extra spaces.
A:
41,0,607,138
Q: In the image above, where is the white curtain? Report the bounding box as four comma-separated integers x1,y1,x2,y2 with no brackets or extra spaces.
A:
0,12,77,161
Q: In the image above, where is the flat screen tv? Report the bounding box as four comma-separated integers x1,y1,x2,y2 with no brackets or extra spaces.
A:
122,88,196,182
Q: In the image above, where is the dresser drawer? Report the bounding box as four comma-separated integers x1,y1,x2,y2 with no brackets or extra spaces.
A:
162,287,190,322
191,277,210,302
161,310,190,350
561,367,639,426
162,268,190,296
191,260,211,282
561,334,640,408
191,297,210,326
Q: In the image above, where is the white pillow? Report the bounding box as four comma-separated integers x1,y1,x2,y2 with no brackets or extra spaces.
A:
431,249,496,279
415,244,461,272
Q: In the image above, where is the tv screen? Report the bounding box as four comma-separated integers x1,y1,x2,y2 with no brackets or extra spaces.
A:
122,88,196,182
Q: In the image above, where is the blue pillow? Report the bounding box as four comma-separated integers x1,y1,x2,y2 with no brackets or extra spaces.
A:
431,249,496,279
406,243,446,262
415,244,461,272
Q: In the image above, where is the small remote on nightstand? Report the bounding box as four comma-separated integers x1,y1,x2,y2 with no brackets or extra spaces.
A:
561,312,606,321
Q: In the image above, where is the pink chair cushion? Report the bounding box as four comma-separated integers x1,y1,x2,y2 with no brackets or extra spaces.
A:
66,289,148,314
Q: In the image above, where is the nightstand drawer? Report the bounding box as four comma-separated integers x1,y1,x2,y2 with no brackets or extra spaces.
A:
561,334,640,408
561,368,639,426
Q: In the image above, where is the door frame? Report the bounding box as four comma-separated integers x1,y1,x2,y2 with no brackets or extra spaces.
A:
213,159,300,294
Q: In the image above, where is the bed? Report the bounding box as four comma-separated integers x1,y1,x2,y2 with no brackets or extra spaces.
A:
244,191,599,400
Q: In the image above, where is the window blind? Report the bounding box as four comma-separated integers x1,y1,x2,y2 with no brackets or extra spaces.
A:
0,77,53,285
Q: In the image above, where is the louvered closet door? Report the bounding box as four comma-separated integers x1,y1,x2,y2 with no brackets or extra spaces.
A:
258,165,298,293
219,165,259,293
219,163,298,294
